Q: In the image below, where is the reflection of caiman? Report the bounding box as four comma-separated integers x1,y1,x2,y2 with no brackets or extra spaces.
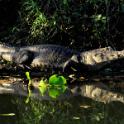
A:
0,76,124,103
0,42,124,72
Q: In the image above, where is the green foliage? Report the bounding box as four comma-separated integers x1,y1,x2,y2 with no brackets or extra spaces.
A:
48,88,60,99
31,13,48,37
18,0,109,47
5,94,123,124
25,71,33,103
38,74,67,99
1,0,124,49
92,14,107,40
49,74,67,85
0,113,15,116
25,72,67,99
25,71,31,80
38,79,47,96
21,0,49,38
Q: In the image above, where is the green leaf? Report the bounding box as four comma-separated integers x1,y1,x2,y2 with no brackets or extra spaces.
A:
49,88,60,99
49,74,67,86
25,71,31,80
63,0,68,5
61,85,67,93
38,80,47,96
59,76,67,85
0,113,15,116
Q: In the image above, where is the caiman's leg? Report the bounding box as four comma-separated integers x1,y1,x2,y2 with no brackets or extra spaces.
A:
13,50,34,65
12,50,35,82
63,54,89,74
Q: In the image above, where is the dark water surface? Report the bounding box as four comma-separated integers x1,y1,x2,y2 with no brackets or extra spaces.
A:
0,93,124,124
0,74,124,124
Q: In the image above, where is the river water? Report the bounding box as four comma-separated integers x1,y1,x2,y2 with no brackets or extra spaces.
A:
0,74,124,124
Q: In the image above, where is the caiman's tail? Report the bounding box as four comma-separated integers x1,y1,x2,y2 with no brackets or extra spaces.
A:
0,42,17,61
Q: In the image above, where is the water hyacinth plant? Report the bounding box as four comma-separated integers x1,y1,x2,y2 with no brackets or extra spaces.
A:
25,72,67,100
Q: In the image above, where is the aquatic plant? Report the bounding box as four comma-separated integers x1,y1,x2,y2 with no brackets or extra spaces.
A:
25,72,67,101
39,74,67,98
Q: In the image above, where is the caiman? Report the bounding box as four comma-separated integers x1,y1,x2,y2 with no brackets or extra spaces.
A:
0,42,124,72
0,43,77,71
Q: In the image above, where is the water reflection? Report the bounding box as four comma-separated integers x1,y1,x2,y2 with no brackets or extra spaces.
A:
0,75,124,103
0,75,124,124
0,94,124,124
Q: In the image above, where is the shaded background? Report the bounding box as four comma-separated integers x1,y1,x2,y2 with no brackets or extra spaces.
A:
0,0,124,51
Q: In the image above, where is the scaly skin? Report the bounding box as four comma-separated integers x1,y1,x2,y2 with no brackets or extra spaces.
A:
0,42,124,72
80,49,124,71
0,43,77,70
